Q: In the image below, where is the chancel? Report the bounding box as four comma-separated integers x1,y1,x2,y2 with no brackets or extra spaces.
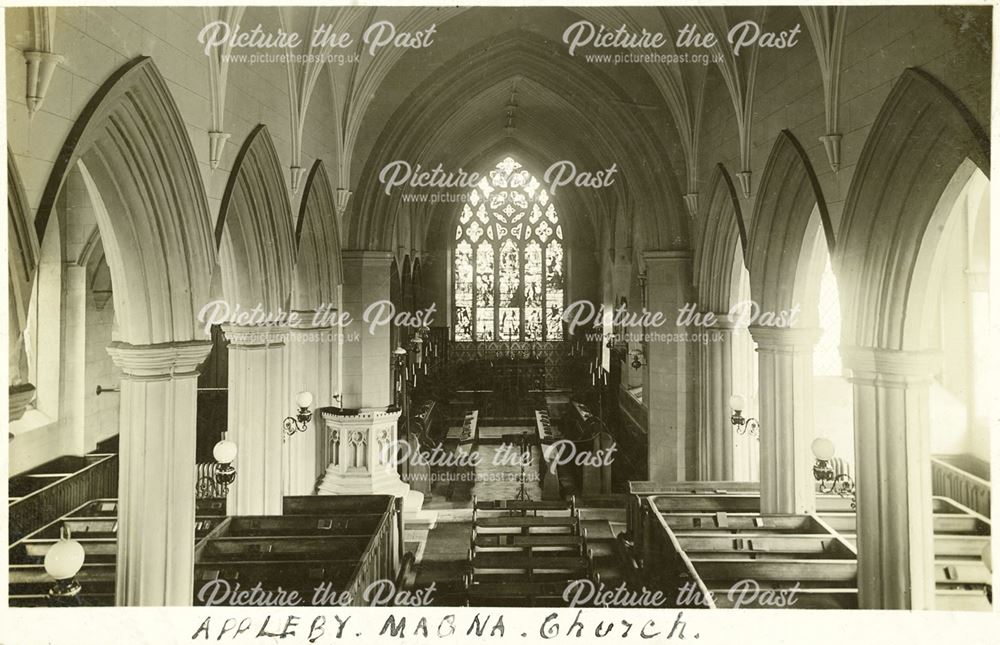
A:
5,4,992,613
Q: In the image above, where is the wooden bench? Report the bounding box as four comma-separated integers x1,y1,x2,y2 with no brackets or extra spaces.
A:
465,497,594,606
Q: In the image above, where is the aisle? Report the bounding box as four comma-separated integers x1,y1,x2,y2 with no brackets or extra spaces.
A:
470,442,544,502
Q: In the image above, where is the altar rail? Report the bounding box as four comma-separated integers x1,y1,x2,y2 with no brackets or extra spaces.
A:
931,456,990,518
8,453,118,544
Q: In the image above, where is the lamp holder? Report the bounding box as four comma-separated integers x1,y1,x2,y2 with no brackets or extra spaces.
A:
813,458,857,510
282,405,313,438
730,411,760,439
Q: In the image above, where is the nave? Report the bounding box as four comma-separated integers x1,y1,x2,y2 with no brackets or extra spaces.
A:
6,5,993,612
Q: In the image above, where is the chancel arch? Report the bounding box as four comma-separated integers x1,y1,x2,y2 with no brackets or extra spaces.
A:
836,67,990,610
348,31,688,254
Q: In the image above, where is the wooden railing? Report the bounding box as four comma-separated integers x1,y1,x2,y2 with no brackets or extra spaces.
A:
8,454,118,545
343,496,404,605
932,456,991,518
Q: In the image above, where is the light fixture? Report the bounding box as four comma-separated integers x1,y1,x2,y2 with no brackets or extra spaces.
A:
211,438,238,496
282,391,314,438
811,437,856,510
44,526,84,604
630,348,645,370
729,394,760,438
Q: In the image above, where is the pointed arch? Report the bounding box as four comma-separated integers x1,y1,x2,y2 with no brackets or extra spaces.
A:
32,57,215,345
746,130,833,320
216,125,296,312
293,160,343,310
837,68,989,351
8,150,39,408
8,149,38,353
695,164,747,312
349,31,686,252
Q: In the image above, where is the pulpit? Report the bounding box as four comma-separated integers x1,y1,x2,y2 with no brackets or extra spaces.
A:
315,406,435,526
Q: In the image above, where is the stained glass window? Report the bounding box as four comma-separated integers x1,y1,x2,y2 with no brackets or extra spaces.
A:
453,156,565,341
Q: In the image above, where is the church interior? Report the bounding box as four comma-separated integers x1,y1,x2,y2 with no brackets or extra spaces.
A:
6,6,993,611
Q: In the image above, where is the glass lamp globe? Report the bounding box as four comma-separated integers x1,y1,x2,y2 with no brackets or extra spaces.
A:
213,439,238,465
295,390,314,409
729,394,745,412
44,538,85,580
811,437,835,461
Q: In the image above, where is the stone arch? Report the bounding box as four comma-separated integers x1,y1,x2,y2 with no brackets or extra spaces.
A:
746,130,833,325
348,31,685,252
293,160,343,311
837,68,989,351
695,164,747,313
8,150,39,416
216,125,296,312
34,56,215,345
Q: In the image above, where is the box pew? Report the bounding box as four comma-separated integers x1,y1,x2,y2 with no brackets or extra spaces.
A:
8,498,224,606
194,561,362,604
193,495,402,607
817,496,992,608
639,495,858,609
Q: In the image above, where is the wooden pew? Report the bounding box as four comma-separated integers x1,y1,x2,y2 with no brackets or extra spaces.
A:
638,493,858,609
817,496,992,609
465,497,594,606
8,497,224,606
192,495,402,607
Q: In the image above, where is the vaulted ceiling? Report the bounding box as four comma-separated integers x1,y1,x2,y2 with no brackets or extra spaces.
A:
201,6,834,254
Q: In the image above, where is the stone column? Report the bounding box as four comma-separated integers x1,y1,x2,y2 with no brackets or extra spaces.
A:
643,251,697,482
224,325,289,516
699,313,736,480
107,340,212,606
60,263,87,455
341,251,393,409
284,313,334,496
750,326,819,513
320,251,431,524
844,347,937,609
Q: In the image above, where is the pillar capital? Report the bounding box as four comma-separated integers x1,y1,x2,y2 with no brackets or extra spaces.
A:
841,346,940,385
222,324,288,347
106,341,212,378
704,311,742,331
749,325,820,351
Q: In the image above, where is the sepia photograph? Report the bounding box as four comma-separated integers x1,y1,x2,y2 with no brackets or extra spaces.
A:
2,2,996,643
